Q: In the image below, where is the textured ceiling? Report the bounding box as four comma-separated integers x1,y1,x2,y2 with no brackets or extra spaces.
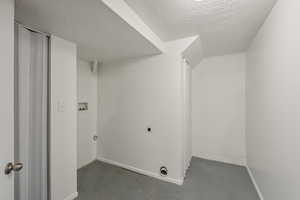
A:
125,0,277,57
15,0,161,62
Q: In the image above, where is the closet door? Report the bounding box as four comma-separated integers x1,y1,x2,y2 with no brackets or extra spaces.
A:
0,1,14,200
15,25,48,200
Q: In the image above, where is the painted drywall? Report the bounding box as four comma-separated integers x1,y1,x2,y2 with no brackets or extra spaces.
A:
182,36,204,67
125,0,277,57
182,60,192,177
102,0,165,52
97,38,195,183
50,36,78,200
246,0,300,199
0,0,14,199
15,0,163,63
77,59,98,169
192,53,246,166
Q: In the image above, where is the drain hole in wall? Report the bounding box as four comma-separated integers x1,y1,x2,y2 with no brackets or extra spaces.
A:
160,166,168,177
93,135,98,141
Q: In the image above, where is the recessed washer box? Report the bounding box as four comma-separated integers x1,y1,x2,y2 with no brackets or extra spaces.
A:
78,102,88,111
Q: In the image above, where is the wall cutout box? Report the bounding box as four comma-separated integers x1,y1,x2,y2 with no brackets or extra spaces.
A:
78,102,88,111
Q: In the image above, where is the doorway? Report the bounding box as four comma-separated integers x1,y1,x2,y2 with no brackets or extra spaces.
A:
14,24,49,200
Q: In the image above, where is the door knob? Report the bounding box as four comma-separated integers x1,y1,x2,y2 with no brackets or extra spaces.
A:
4,162,23,175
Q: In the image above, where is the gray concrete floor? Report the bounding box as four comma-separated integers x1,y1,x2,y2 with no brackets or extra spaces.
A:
77,157,260,200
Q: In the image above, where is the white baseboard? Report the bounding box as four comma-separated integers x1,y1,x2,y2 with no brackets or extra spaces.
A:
97,157,183,185
64,192,78,200
77,159,97,170
246,166,264,200
193,154,246,166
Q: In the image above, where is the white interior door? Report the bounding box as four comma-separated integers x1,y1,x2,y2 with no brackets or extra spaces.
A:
0,0,15,200
15,25,48,200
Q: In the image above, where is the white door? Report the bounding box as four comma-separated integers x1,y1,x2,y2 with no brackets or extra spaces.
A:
15,25,49,200
0,0,15,200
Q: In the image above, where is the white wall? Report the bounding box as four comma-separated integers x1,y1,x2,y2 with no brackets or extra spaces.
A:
0,0,14,199
246,0,300,199
50,36,78,200
192,53,246,166
97,38,194,184
77,59,98,169
182,60,192,176
102,0,165,53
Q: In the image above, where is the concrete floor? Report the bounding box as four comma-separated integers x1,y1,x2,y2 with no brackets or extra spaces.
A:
77,157,260,200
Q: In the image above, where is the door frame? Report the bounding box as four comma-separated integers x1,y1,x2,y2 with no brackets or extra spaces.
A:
0,0,15,199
